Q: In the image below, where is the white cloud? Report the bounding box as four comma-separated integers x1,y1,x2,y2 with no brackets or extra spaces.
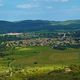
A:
60,0,69,2
0,3,3,6
0,0,3,6
47,6,53,9
33,0,37,2
17,3,39,9
45,0,69,2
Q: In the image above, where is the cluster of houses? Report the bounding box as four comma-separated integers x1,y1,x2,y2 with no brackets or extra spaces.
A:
6,35,80,48
0,31,79,48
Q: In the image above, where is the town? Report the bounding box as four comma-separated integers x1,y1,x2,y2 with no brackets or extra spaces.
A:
0,31,80,50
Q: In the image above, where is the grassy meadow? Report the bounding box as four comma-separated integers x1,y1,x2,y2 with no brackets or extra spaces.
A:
0,46,80,79
0,46,79,67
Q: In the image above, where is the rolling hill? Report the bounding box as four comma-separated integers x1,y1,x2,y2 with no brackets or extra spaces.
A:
0,20,80,33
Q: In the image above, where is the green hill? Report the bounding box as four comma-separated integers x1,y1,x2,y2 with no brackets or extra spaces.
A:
0,20,80,33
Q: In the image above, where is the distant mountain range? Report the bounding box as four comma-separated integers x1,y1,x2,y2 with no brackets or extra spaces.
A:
0,20,80,33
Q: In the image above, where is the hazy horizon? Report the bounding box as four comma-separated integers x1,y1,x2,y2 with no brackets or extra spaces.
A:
0,19,80,22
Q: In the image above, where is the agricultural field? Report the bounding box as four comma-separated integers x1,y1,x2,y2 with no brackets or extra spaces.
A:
0,46,80,80
0,46,80,67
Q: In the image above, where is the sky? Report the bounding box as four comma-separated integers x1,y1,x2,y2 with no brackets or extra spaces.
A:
0,0,80,21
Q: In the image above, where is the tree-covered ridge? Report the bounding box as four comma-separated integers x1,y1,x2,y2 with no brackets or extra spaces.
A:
0,20,80,33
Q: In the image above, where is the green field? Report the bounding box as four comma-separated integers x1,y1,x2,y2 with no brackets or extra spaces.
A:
0,46,80,79
0,46,80,67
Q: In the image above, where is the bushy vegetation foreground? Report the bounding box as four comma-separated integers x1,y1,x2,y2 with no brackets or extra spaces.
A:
0,65,80,80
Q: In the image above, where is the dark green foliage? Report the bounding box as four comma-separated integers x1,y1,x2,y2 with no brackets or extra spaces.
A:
53,44,67,50
0,42,7,57
69,65,80,72
33,62,38,65
0,35,23,41
0,20,80,33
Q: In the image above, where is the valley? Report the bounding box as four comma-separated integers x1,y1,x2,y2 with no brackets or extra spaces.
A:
0,20,80,80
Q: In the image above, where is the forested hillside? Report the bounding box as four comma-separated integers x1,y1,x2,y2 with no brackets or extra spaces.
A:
0,20,80,33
